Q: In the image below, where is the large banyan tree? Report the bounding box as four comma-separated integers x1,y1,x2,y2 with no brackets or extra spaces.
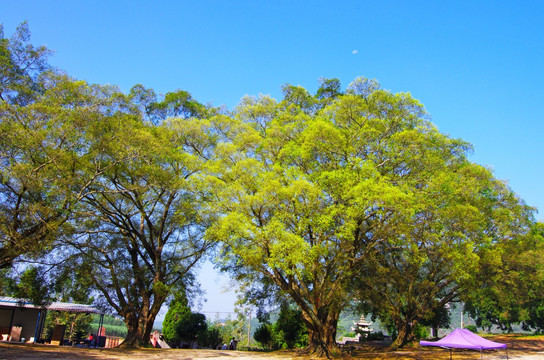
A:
203,77,532,355
59,84,215,347
2,59,215,345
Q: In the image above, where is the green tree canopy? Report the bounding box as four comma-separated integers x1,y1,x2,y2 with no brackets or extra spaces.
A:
274,301,307,349
163,291,190,347
254,323,274,349
2,28,215,344
163,291,208,348
2,25,538,353
203,77,534,354
0,22,51,105
53,84,215,346
0,24,82,268
352,140,532,347
199,323,223,349
464,222,544,332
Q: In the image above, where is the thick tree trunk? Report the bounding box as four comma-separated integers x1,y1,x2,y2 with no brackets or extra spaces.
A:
432,324,438,338
390,319,417,350
300,307,340,358
120,313,142,347
119,306,160,348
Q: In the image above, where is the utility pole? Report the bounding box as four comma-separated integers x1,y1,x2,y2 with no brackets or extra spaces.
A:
247,310,251,346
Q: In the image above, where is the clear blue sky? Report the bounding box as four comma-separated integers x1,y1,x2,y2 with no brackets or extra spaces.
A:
2,0,543,314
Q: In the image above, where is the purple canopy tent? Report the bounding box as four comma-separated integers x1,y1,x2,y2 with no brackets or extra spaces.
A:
419,328,508,360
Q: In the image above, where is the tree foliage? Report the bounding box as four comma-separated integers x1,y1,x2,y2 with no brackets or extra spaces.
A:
0,23,80,268
254,323,274,349
353,155,532,347
274,301,307,349
204,77,534,353
199,323,223,349
162,292,190,346
253,302,308,350
464,222,544,332
7,266,51,306
1,24,215,346
176,312,207,347
163,292,210,348
206,77,431,354
54,83,214,347
0,21,51,105
1,24,540,352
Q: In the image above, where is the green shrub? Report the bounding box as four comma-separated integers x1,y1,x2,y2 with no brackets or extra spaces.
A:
465,325,478,333
200,325,223,349
274,302,308,349
254,323,275,349
414,324,429,340
367,331,384,341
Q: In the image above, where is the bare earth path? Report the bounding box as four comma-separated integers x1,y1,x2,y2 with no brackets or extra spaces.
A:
1,335,544,360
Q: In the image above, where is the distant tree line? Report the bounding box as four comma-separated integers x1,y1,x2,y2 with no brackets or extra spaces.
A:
1,22,543,356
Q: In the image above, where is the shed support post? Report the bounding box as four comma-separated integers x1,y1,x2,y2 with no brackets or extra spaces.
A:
8,308,15,341
38,310,47,342
33,310,42,342
96,313,104,341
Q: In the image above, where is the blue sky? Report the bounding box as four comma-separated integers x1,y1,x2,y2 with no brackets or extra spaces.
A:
2,0,543,314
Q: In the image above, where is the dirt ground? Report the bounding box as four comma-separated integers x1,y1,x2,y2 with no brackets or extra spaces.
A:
1,335,543,360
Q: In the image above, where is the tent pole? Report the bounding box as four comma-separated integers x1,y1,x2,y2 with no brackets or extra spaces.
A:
480,349,482,360
506,347,509,360
450,348,452,360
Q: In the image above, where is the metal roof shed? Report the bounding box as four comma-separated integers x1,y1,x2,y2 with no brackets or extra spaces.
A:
0,296,102,344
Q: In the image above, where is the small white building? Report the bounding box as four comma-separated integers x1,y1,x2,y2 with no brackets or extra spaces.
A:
339,315,374,345
351,315,372,339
